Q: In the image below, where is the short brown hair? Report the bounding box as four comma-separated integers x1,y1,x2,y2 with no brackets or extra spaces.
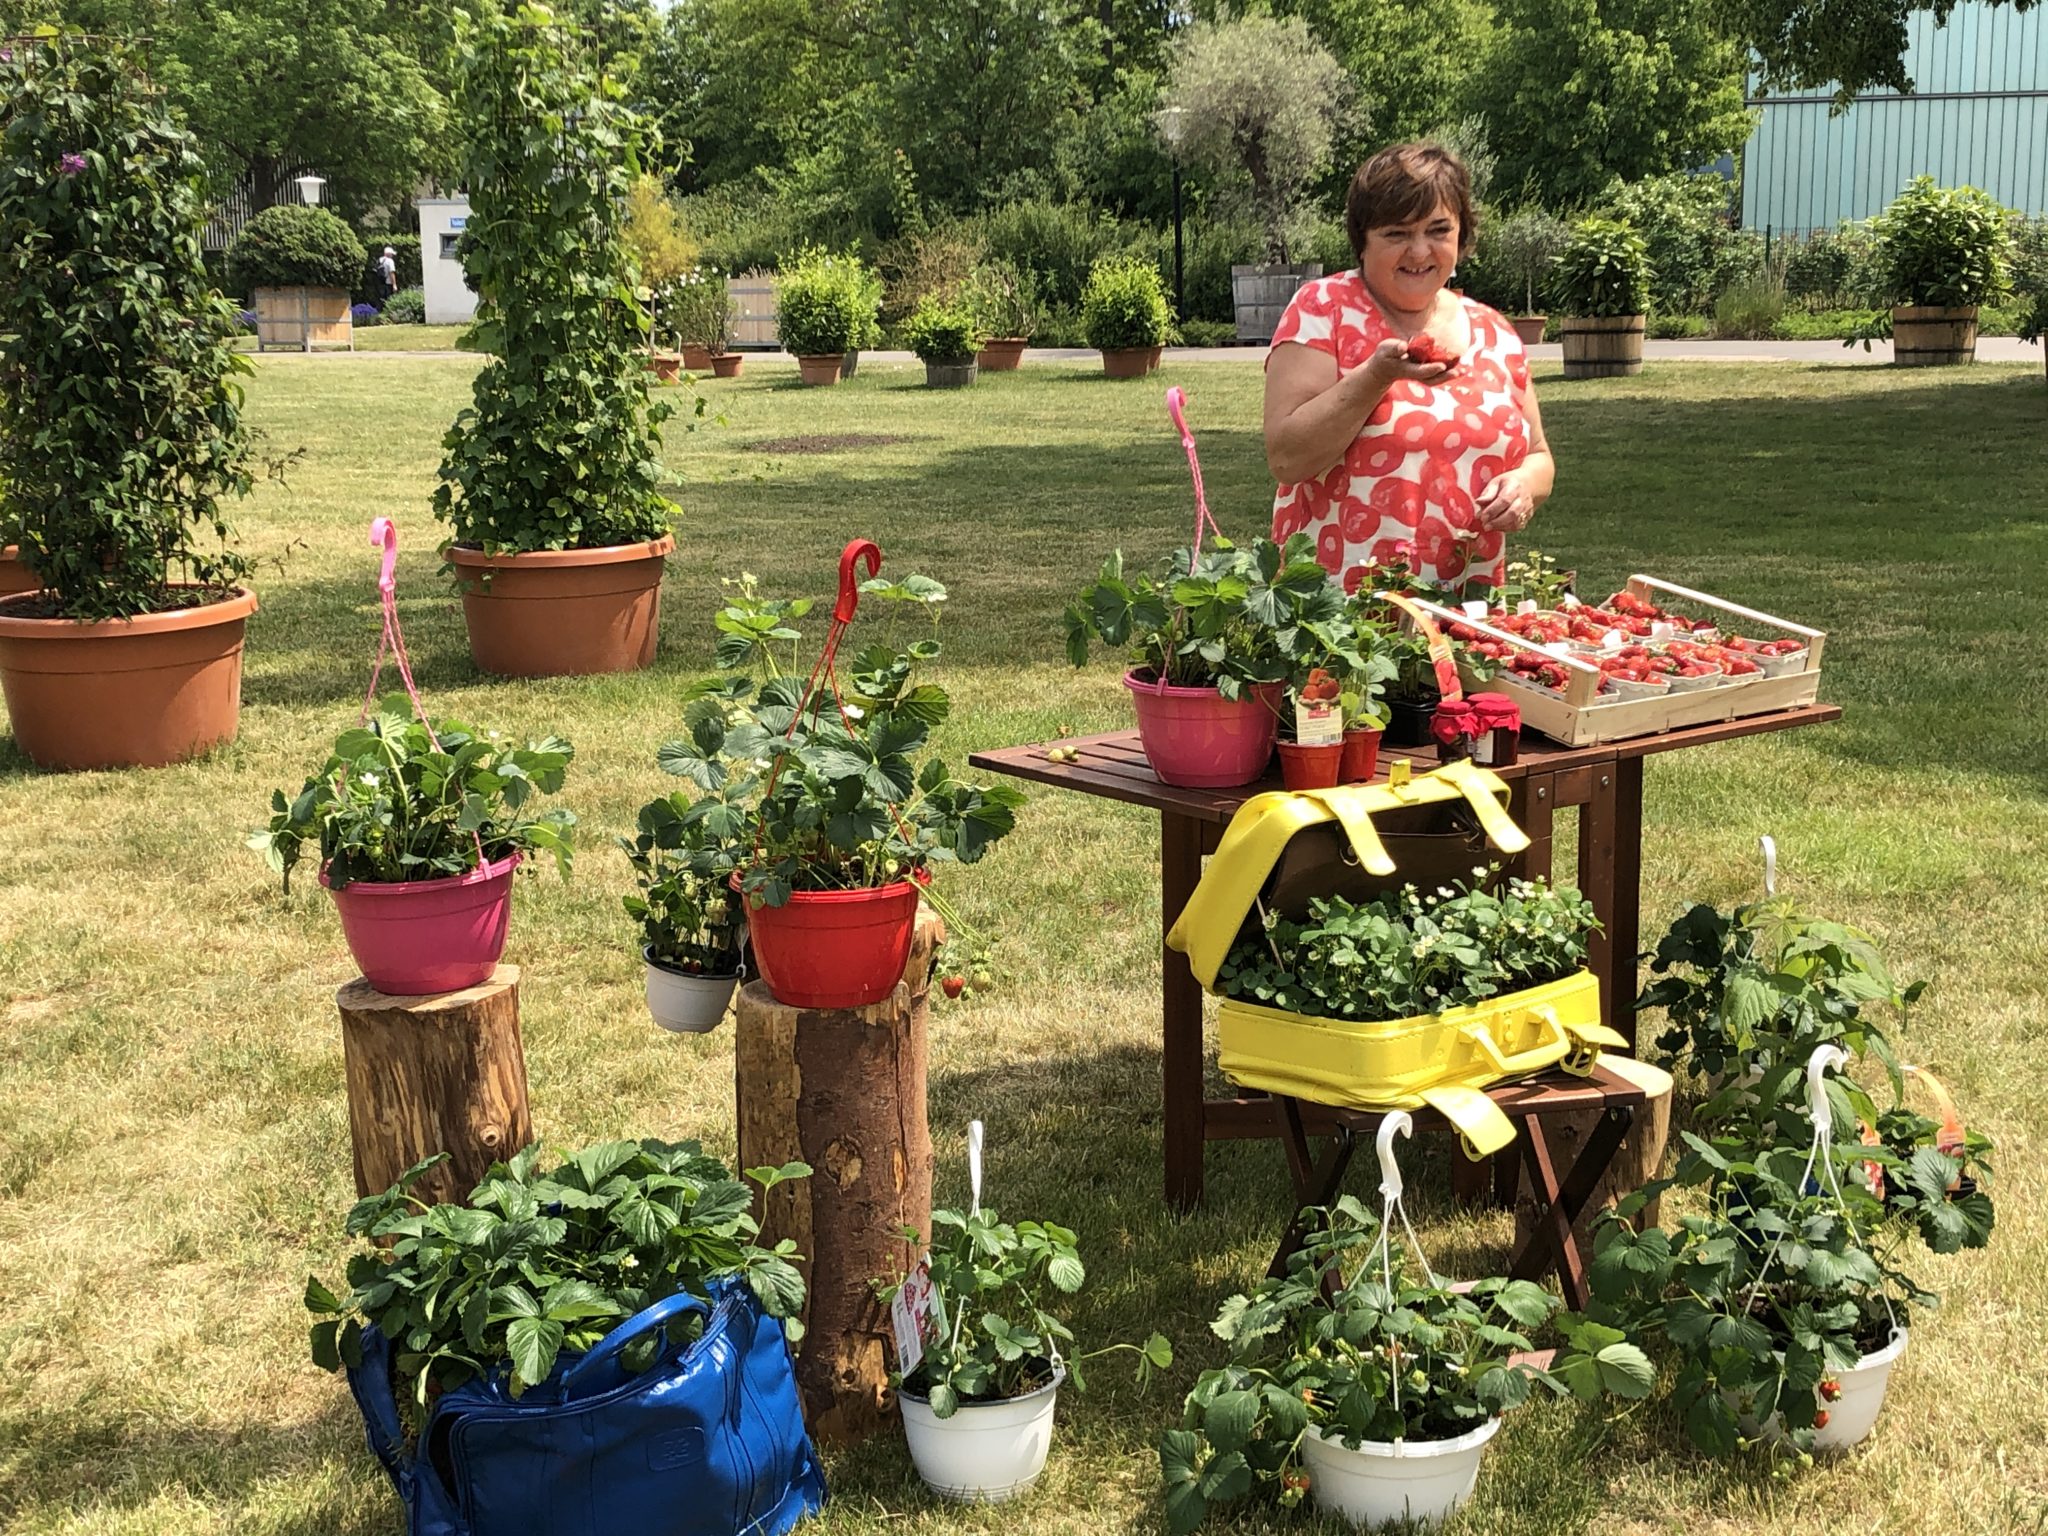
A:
1344,142,1477,263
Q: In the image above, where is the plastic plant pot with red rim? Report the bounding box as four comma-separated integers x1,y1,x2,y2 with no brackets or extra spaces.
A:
1277,740,1343,790
1123,670,1280,788
324,852,521,996
1341,726,1383,783
743,878,920,1010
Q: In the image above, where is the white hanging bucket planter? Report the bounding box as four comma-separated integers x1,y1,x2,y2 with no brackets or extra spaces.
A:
643,948,741,1033
1744,1330,1908,1451
898,1366,1064,1502
1301,1416,1502,1528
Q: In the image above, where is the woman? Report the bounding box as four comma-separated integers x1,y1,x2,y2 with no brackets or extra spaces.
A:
1263,142,1555,592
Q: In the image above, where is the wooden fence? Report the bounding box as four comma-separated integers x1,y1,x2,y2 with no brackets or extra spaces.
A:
729,272,780,349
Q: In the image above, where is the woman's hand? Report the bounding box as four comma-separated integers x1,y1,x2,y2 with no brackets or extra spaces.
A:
1362,336,1450,390
1474,470,1535,531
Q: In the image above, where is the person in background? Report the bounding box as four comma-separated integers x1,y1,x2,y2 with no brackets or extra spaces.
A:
378,245,399,301
1262,141,1555,592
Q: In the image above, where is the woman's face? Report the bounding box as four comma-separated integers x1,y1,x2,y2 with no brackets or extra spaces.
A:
1360,201,1461,313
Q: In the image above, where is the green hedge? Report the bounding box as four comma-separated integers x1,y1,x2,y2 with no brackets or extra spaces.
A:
226,205,365,294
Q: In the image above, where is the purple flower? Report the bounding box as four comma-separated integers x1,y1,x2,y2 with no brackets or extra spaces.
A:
59,153,87,176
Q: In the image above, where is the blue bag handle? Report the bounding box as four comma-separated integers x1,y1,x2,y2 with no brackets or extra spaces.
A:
555,1288,715,1397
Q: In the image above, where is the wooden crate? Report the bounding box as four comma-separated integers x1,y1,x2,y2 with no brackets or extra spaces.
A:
253,286,354,353
1411,577,1827,748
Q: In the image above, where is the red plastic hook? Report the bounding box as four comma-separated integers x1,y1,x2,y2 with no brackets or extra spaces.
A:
835,539,883,623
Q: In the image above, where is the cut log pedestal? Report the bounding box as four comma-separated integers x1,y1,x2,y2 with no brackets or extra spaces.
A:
336,965,533,1207
735,908,944,1446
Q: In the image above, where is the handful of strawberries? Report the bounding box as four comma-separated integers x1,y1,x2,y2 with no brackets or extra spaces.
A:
1404,330,1458,367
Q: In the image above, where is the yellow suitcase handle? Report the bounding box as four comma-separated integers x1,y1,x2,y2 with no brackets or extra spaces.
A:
1462,1006,1569,1076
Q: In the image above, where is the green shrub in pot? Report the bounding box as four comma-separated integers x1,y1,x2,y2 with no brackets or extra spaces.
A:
776,246,879,357
902,297,983,365
962,259,1041,341
1870,176,2014,309
1549,217,1654,317
1081,254,1173,351
227,204,367,295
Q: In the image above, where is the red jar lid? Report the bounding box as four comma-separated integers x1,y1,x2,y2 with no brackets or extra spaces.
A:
1431,699,1478,747
1468,691,1521,731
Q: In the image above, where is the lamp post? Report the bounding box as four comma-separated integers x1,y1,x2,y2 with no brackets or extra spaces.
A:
1155,106,1188,324
294,173,326,207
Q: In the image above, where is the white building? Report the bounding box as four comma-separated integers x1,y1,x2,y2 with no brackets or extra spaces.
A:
415,196,479,325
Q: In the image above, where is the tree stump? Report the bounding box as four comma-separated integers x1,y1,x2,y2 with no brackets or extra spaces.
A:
734,907,943,1445
336,965,533,1207
1513,1083,1673,1252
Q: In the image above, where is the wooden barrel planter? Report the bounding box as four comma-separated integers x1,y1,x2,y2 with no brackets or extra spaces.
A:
1892,305,1979,366
1559,315,1645,378
253,286,354,352
1231,263,1323,343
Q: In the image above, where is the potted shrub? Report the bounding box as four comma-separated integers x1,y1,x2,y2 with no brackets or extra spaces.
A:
777,247,876,386
1082,254,1173,377
622,172,698,371
964,259,1039,370
1550,217,1653,378
902,296,984,388
1488,205,1570,346
434,6,678,679
0,476,34,598
227,203,366,352
620,749,750,1033
1160,1200,1650,1531
0,37,266,771
1871,176,2014,365
889,1203,1171,1502
660,565,1025,1011
251,704,575,995
658,266,736,376
1064,534,1339,788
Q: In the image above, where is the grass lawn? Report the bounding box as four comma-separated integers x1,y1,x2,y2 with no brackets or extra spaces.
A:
2,355,2044,1535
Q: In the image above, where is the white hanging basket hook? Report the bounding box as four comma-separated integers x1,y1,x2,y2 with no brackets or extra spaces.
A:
1376,1112,1414,1204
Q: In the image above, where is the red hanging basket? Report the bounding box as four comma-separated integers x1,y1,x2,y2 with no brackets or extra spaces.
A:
742,878,921,1010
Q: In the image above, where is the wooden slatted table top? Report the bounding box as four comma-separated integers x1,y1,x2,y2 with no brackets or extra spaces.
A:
968,703,1841,823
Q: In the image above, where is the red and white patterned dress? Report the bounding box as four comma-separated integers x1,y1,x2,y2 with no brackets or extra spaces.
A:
1268,272,1532,590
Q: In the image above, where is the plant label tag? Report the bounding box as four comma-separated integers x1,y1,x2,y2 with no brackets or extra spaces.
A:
1517,599,1539,616
1462,600,1488,620
1601,630,1624,651
1542,641,1572,658
1560,593,1582,609
1651,620,1676,638
1295,698,1342,745
891,1254,947,1376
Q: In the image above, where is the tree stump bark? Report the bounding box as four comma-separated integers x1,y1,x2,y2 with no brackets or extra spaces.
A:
1513,1083,1673,1251
734,907,943,1446
336,965,533,1207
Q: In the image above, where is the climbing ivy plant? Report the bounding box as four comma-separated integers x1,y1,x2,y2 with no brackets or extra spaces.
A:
0,33,257,619
433,3,676,555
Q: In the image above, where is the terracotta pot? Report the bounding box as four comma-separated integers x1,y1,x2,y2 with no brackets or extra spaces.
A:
449,536,674,678
1100,347,1152,379
0,585,257,770
1277,740,1343,790
1511,315,1548,346
648,351,682,384
0,546,38,598
681,344,714,372
710,353,744,379
1341,726,1383,783
977,338,1027,371
797,354,843,386
1146,345,1164,372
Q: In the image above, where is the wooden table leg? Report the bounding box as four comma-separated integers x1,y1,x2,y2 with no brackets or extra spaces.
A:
1510,1108,1633,1309
1578,765,1621,1039
1162,810,1208,1212
1608,756,1645,1049
1268,1097,1359,1282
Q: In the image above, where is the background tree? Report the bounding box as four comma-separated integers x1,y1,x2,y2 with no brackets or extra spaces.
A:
1476,0,1755,208
1161,15,1352,262
1717,0,2038,102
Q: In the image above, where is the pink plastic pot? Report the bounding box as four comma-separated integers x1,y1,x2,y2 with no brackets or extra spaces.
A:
744,879,920,1009
322,852,520,996
1122,670,1280,788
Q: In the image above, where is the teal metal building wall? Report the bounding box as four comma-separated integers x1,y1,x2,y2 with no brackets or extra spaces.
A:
1740,2,2048,233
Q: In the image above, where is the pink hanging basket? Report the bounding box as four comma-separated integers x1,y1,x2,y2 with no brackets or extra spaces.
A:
324,852,521,996
1124,671,1281,788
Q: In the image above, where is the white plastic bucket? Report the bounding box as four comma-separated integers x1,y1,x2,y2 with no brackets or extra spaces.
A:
898,1370,1062,1502
1300,1416,1501,1528
1753,1330,1907,1451
643,949,740,1033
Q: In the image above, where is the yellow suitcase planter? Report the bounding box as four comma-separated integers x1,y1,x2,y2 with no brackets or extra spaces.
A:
1167,760,1629,1157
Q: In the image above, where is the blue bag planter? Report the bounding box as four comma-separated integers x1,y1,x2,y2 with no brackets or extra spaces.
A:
346,1280,825,1536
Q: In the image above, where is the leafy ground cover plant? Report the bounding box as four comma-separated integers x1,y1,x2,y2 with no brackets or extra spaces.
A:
1064,534,1343,698
888,1205,1171,1417
1219,871,1599,1021
251,703,575,890
1160,1198,1651,1530
305,1143,809,1418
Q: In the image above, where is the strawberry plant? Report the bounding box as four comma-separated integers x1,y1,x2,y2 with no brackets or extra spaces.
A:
305,1142,810,1421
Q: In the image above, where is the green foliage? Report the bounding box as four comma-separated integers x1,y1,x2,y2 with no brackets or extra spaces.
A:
1219,873,1600,1020
0,34,258,620
1479,0,1754,208
901,297,983,364
1719,0,2019,102
619,780,747,973
227,205,366,293
656,267,734,352
251,703,576,892
1870,177,2014,310
978,197,1141,311
1601,173,1749,315
1550,217,1654,317
433,4,676,555
1479,205,1572,315
379,287,428,326
1161,1198,1650,1530
1713,274,1788,338
960,259,1041,340
622,173,699,291
1161,16,1351,262
891,1205,1172,1416
1081,253,1173,350
1783,226,1871,310
775,246,881,356
659,571,1026,909
305,1143,811,1413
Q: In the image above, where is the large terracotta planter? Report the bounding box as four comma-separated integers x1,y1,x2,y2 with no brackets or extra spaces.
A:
1100,347,1153,379
0,546,38,598
710,353,744,379
1511,315,1548,346
1892,305,1978,366
648,351,683,384
681,343,715,371
976,338,1027,371
1559,315,1645,378
0,585,257,770
797,354,843,387
449,536,673,678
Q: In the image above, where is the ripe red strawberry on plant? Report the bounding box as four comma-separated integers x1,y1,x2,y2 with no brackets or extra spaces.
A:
940,975,965,999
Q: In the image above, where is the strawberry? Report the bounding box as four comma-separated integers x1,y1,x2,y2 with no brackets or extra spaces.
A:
940,975,965,999
1813,1409,1831,1430
1819,1379,1842,1402
1405,330,1456,365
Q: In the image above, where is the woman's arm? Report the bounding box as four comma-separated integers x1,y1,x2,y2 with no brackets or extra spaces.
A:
1263,339,1448,485
1473,373,1555,531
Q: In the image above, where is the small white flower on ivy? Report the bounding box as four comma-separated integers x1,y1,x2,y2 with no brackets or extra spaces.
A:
361,772,380,787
